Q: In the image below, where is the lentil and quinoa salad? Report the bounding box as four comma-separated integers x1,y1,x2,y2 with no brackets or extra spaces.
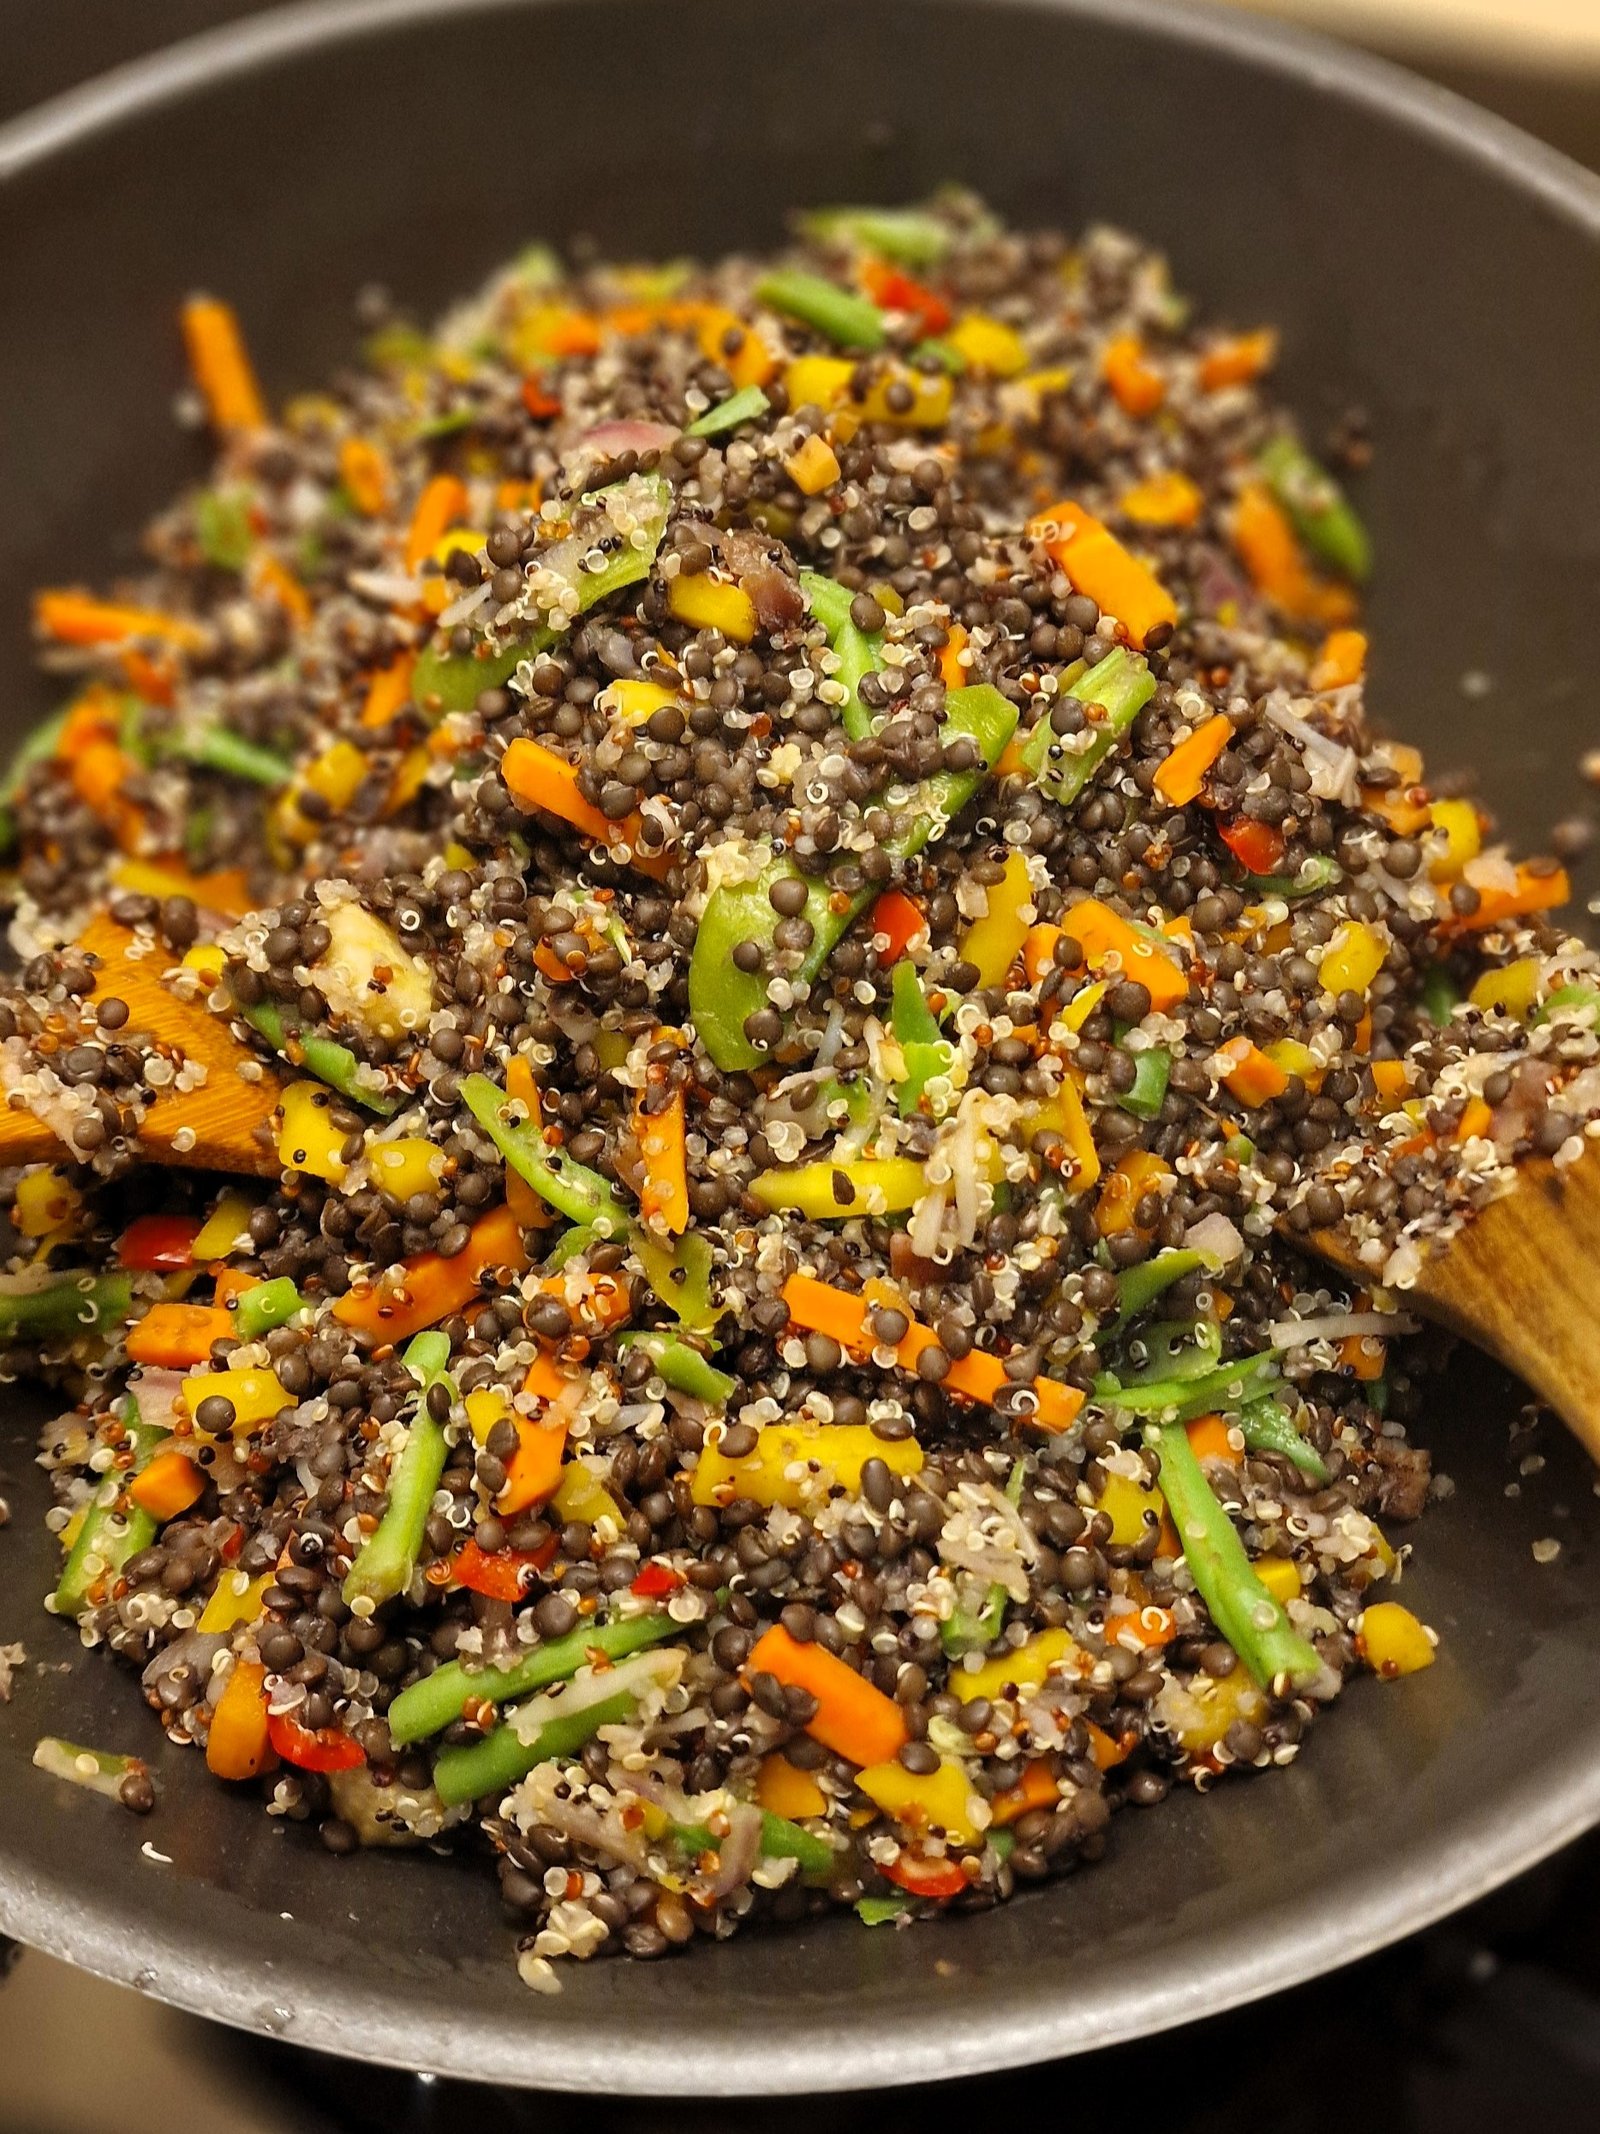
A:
7,196,1598,1983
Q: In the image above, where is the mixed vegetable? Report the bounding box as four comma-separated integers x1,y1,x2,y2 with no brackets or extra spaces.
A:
10,197,1595,1982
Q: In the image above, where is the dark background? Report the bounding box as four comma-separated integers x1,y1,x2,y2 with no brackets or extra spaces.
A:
2,5,1599,2128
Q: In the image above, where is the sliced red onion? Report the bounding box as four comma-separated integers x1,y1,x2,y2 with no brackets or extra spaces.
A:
575,419,680,457
708,1800,764,1898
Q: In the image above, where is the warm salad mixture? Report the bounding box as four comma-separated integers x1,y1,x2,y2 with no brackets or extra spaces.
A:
7,198,1599,1982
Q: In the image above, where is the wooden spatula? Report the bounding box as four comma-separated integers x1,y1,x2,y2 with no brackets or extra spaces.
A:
1308,1154,1600,1464
0,913,282,1177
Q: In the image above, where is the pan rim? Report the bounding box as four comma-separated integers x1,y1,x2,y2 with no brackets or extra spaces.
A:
3,0,1600,2093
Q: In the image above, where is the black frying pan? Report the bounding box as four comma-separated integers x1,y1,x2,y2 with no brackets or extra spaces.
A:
3,0,1600,2093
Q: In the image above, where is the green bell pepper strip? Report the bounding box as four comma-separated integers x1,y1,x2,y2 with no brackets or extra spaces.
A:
754,271,887,351
616,1330,736,1405
387,1610,679,1746
541,1222,598,1274
1536,983,1600,1025
0,1269,132,1346
0,703,74,855
799,206,954,268
1419,964,1461,1028
231,1276,305,1341
53,1401,165,1616
1117,1045,1171,1121
173,725,295,788
433,1689,637,1808
413,472,670,715
196,488,253,572
1258,433,1372,584
1095,1349,1277,1422
634,1228,718,1331
341,1332,455,1612
890,958,955,1119
236,994,400,1116
1108,1248,1211,1333
460,1074,632,1237
857,1893,915,1926
800,569,883,743
685,386,771,440
1145,1418,1325,1691
1238,1396,1331,1485
690,683,1019,1071
671,1809,834,1878
1115,1317,1223,1388
1020,649,1157,806
910,336,965,374
1243,855,1343,901
940,1580,1007,1658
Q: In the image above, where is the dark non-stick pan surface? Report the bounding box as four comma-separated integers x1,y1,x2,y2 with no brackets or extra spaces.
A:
3,0,1600,2093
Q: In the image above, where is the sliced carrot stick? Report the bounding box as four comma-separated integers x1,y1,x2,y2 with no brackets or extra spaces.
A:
129,1449,206,1520
1026,501,1176,651
1311,627,1368,691
34,590,205,653
339,435,392,517
501,1057,552,1230
939,621,969,691
500,738,670,877
181,296,267,435
249,553,312,629
125,1302,234,1369
1230,483,1357,628
635,1085,689,1234
990,1757,1060,1826
403,475,470,575
206,1659,274,1780
1338,1333,1387,1382
359,651,418,730
1184,1413,1241,1465
500,1418,567,1516
1369,1059,1413,1107
1152,712,1232,808
1198,328,1278,393
1061,898,1187,1011
1217,1036,1291,1108
1094,1150,1173,1239
333,1203,530,1344
1102,333,1165,417
1440,863,1569,936
744,1625,908,1766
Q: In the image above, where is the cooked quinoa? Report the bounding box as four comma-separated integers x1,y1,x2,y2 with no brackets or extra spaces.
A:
7,197,1599,1971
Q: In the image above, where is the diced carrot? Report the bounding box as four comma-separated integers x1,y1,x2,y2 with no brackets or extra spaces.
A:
939,621,969,691
1085,1722,1133,1770
1026,500,1177,650
249,553,313,629
1197,328,1278,393
785,433,841,496
180,296,267,434
868,889,926,964
540,310,603,358
1184,1413,1240,1465
1152,712,1232,808
1102,333,1165,417
1095,1150,1173,1239
1217,1036,1291,1108
635,1085,689,1235
990,1758,1060,1826
129,1449,206,1520
213,1268,260,1308
206,1658,274,1780
745,1625,907,1767
126,1302,234,1369
499,1415,567,1517
1061,899,1187,1011
500,738,669,877
333,1203,530,1344
1109,1603,1176,1651
1311,628,1368,691
1456,1096,1494,1143
338,436,392,516
1230,482,1357,628
1370,1059,1413,1107
404,475,470,575
34,590,205,653
1338,1333,1387,1382
1118,469,1204,529
1441,863,1569,935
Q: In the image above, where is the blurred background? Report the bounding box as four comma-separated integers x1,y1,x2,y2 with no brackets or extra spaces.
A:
2,1,1598,2128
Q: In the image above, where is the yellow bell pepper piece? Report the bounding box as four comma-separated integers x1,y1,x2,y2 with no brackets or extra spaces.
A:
748,1157,925,1219
182,942,228,988
13,1167,82,1240
367,1136,446,1203
181,1367,292,1435
1426,798,1482,883
603,678,680,728
1118,469,1205,528
1026,1075,1101,1196
668,572,757,643
959,851,1035,990
192,1188,256,1263
857,1755,983,1847
1059,978,1107,1034
1254,1556,1301,1607
550,1460,625,1532
1262,1037,1325,1091
1097,1469,1166,1547
756,1754,828,1821
783,354,856,414
855,368,953,430
1358,1600,1437,1679
951,1626,1084,1705
465,1386,509,1439
277,1079,352,1184
785,433,842,495
198,1569,271,1634
691,1421,923,1511
1318,921,1387,998
1469,957,1541,1019
592,1029,630,1071
945,313,1029,377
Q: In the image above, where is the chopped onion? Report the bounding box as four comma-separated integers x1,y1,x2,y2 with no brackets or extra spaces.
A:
708,1800,764,1898
506,1647,684,1747
1263,692,1360,804
1182,1212,1244,1267
1268,1310,1418,1347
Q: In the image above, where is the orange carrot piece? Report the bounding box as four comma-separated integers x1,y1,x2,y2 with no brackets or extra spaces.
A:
359,651,418,731
939,622,969,691
1152,712,1232,808
1198,328,1278,393
990,1758,1060,1826
129,1449,206,1520
1062,898,1187,1011
1455,1096,1494,1143
500,1057,553,1230
333,1203,530,1344
635,1085,689,1234
181,296,267,434
1369,1060,1412,1107
206,1658,274,1780
1184,1413,1241,1465
249,553,313,629
1338,1333,1387,1382
745,1625,907,1767
34,590,206,653
1110,1603,1176,1651
756,1752,828,1822
1441,863,1569,935
126,1301,234,1369
1102,333,1165,417
213,1268,260,1308
1311,627,1368,691
1217,1036,1291,1108
1027,500,1177,651
499,1396,568,1516
1118,469,1204,529
1094,1150,1173,1239
1230,483,1357,628
499,738,669,876
339,436,392,517
1085,1721,1134,1771
404,475,470,575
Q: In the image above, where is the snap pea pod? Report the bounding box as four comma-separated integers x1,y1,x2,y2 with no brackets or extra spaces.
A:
460,1074,632,1237
387,1610,679,1745
170,725,295,788
1243,855,1343,901
685,386,771,440
690,682,1018,1070
237,994,400,1116
890,958,954,1119
754,271,887,351
799,206,954,269
1238,1396,1330,1484
1117,1046,1171,1120
1108,1248,1211,1333
1019,649,1157,807
616,1330,736,1405
1095,1348,1277,1421
231,1276,305,1341
433,1689,637,1808
800,569,883,743
0,702,72,854
53,1402,165,1617
1145,1417,1326,1691
1113,1317,1223,1388
940,1581,1007,1658
1258,433,1372,584
0,1269,131,1346
341,1333,455,1612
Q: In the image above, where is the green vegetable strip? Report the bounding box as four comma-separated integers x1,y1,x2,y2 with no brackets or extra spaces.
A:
634,1229,718,1332
387,1610,679,1746
1258,434,1372,584
940,1580,1007,1657
891,958,954,1118
857,1893,915,1926
689,682,1017,1070
238,995,399,1116
434,1689,637,1808
753,271,887,351
1112,1317,1223,1389
53,1403,165,1617
1419,965,1461,1028
799,207,954,268
0,1269,132,1345
685,386,771,440
616,1331,736,1405
673,1810,834,1877
1021,649,1157,805
1117,1046,1171,1120
1095,1349,1277,1421
800,569,882,742
177,726,295,788
1238,1397,1330,1484
196,488,254,571
1536,983,1600,1026
1145,1418,1325,1690
1109,1248,1210,1332
0,702,72,852
460,1074,632,1237
341,1332,455,1611
231,1276,305,1341
1245,856,1343,901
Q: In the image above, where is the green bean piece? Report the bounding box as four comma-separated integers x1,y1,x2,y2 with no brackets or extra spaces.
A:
799,207,954,268
1244,856,1343,901
387,1611,679,1746
231,1277,305,1341
1238,1397,1331,1484
433,1689,637,1808
753,271,887,351
684,386,771,440
341,1332,455,1612
0,1269,132,1346
634,1229,718,1332
1109,1249,1211,1333
460,1074,632,1237
1419,965,1462,1028
1536,983,1600,1026
53,1404,165,1617
857,1894,915,1926
0,704,74,856
1117,1046,1171,1121
196,488,253,571
1146,1418,1325,1690
800,569,883,742
672,1809,834,1877
616,1331,736,1406
1113,1317,1224,1389
1021,649,1157,805
179,725,295,788
237,994,400,1116
1258,433,1372,584
1095,1349,1278,1421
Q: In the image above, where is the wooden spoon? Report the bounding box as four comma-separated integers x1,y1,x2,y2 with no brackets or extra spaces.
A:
1309,1154,1600,1465
0,913,282,1176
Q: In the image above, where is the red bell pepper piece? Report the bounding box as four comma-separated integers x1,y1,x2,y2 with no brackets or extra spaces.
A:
117,1213,203,1272
882,1851,969,1900
450,1536,555,1601
266,1711,365,1772
868,889,926,966
859,260,951,338
630,1560,684,1600
521,377,562,420
1218,816,1286,876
